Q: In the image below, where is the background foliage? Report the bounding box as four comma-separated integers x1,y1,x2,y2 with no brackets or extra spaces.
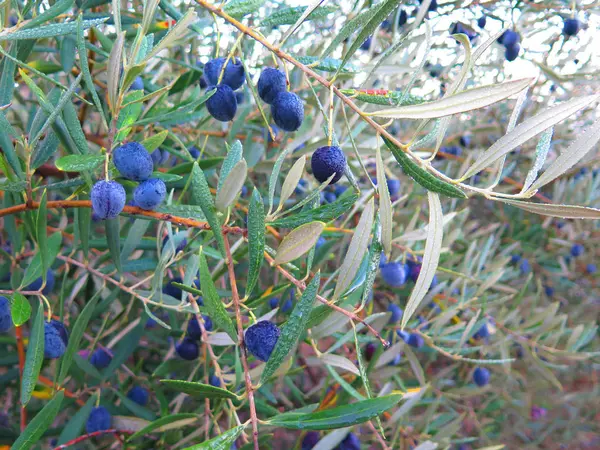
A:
0,0,599,449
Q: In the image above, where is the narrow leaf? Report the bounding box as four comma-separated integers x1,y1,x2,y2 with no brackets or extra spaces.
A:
268,394,403,430
371,79,532,119
528,116,600,192
10,294,31,327
497,199,600,219
401,193,443,329
182,426,245,450
199,248,237,341
375,146,392,257
277,155,306,213
11,391,64,450
464,94,599,178
273,221,325,265
191,162,226,258
161,380,238,400
246,188,265,298
105,218,122,274
333,198,374,301
21,303,45,406
383,137,467,199
55,154,104,172
217,141,243,196
269,190,359,228
215,159,247,212
261,273,320,383
57,293,101,384
128,413,198,441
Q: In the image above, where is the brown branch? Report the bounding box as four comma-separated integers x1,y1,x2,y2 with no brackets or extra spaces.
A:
264,252,389,348
0,200,245,234
224,236,260,450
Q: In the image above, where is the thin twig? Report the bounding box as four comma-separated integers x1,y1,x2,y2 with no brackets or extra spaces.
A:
224,236,260,450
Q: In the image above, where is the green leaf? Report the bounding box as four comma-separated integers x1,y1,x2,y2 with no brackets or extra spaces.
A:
268,394,403,430
56,393,96,445
21,303,45,406
57,292,101,384
121,219,152,262
276,155,306,214
10,294,31,327
10,391,64,450
161,380,239,400
199,248,237,341
103,320,145,378
191,162,226,258
23,0,74,30
274,221,325,265
261,5,338,27
116,90,144,143
20,232,62,289
223,0,264,18
36,190,49,278
401,193,443,329
169,68,203,95
136,89,214,126
296,56,358,74
115,389,156,421
128,413,199,441
269,190,358,228
105,218,123,274
31,131,59,170
217,140,243,196
360,213,381,308
62,101,90,155
333,198,373,301
0,180,26,192
338,0,399,75
382,136,467,199
0,18,107,41
246,188,265,298
216,160,247,212
77,201,91,258
77,15,107,130
268,145,293,215
182,425,245,450
151,171,183,183
55,154,104,172
141,130,169,152
146,9,198,60
339,89,424,107
156,204,206,220
261,273,320,383
320,3,384,61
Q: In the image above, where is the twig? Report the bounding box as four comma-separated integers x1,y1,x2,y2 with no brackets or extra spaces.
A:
0,200,244,234
51,429,133,449
264,253,389,348
224,236,260,450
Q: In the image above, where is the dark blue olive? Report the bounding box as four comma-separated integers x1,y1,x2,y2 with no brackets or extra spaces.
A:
90,348,112,369
302,431,320,450
387,304,403,323
563,18,581,36
86,406,112,434
502,30,520,47
257,67,287,104
406,333,424,348
505,43,520,62
113,142,154,181
387,179,400,196
570,244,584,257
187,315,212,340
91,180,126,220
209,374,221,387
134,178,166,210
271,91,304,132
0,297,11,333
204,57,245,90
360,36,372,50
206,84,238,122
27,269,55,295
477,16,486,28
176,337,199,360
245,321,280,362
311,146,346,184
127,386,149,406
381,262,409,287
398,9,408,26
44,319,69,359
473,367,490,386
130,76,144,91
